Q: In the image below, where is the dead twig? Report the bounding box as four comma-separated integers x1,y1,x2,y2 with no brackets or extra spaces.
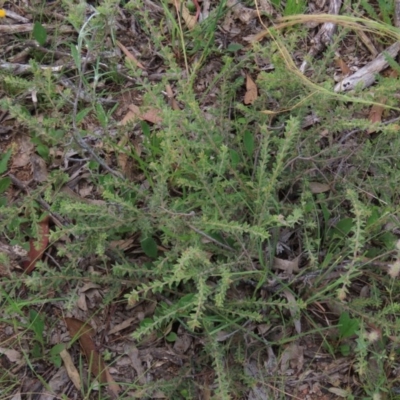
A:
2,9,30,23
0,61,64,74
300,0,342,73
0,23,74,34
335,41,400,92
187,224,236,251
395,0,400,28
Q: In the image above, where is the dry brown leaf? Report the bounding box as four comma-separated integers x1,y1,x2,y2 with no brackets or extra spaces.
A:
181,6,197,29
109,237,135,251
117,137,130,176
173,334,192,353
280,342,303,372
60,348,81,390
165,84,180,110
30,154,48,182
76,293,88,311
108,317,136,335
64,317,120,398
226,0,258,23
259,0,275,15
10,392,21,400
12,135,34,168
78,184,93,198
283,290,301,334
0,347,22,363
327,387,351,397
42,366,70,398
272,256,300,274
309,182,330,194
80,283,102,292
335,57,351,75
283,289,301,334
244,74,258,105
120,104,162,125
125,345,146,384
116,40,145,70
368,97,386,134
119,105,142,125
141,108,162,124
173,0,197,30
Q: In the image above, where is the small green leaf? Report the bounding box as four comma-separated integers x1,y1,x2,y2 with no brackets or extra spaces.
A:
36,144,49,160
227,43,243,52
76,108,91,124
320,203,330,225
139,318,154,329
380,231,397,249
165,332,177,342
51,354,62,368
88,161,99,170
180,389,189,398
284,0,306,15
33,21,47,46
229,149,240,168
49,343,65,356
31,342,43,358
330,218,353,238
141,237,158,258
0,177,11,194
366,207,380,228
48,129,65,140
29,309,45,344
0,149,12,174
95,103,108,127
70,44,80,66
320,252,333,269
49,344,65,368
243,130,254,158
339,343,351,357
177,293,195,308
338,312,359,339
186,0,196,12
141,121,151,137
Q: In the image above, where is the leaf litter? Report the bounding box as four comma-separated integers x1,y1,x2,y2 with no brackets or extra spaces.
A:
1,0,400,399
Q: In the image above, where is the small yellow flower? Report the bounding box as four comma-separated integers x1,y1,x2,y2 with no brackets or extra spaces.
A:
0,9,6,18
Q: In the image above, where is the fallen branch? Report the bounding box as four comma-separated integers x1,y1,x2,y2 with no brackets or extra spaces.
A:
334,41,400,92
300,0,342,73
0,23,74,34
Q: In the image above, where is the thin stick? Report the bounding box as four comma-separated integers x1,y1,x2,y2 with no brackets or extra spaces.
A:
187,224,235,251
